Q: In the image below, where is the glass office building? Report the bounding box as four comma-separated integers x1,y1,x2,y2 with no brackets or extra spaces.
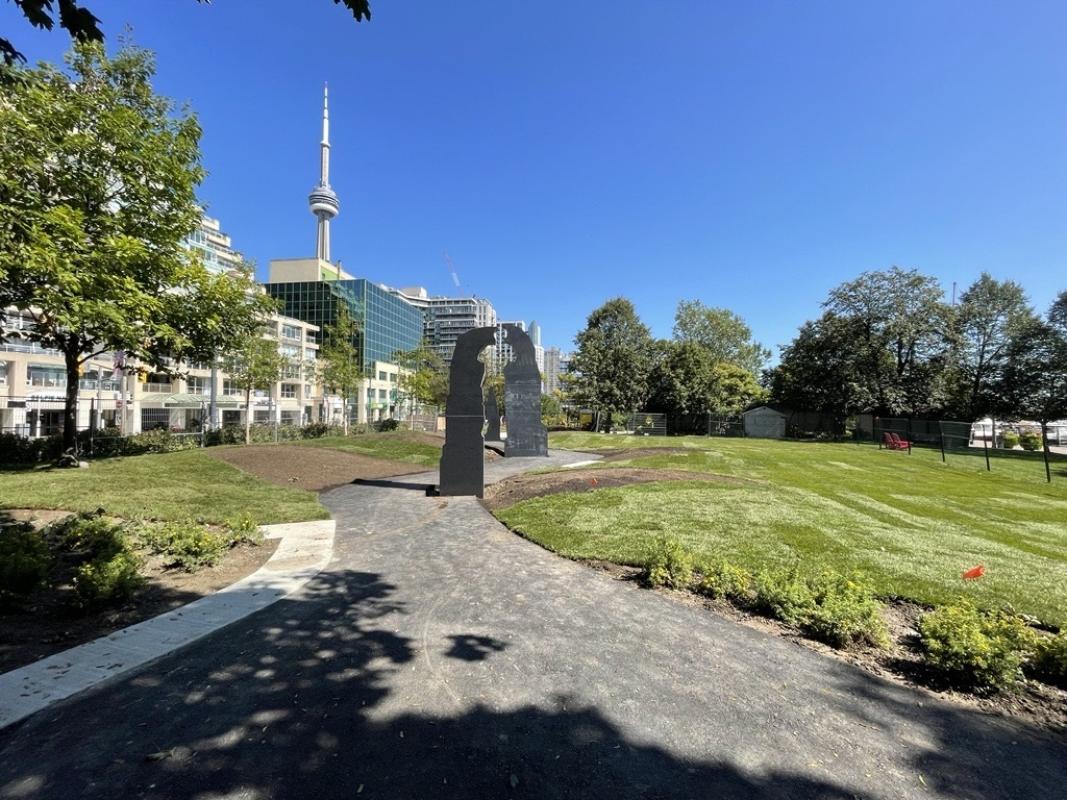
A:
264,279,423,371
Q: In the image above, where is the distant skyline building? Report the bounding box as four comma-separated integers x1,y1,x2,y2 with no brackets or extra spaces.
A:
390,287,497,364
185,215,244,274
544,346,563,395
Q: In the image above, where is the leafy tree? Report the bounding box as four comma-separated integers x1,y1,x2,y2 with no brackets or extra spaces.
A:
318,305,364,435
708,362,764,415
673,300,770,375
647,340,716,416
2,0,372,66
768,313,870,416
0,41,274,454
540,392,564,427
947,273,1037,419
996,314,1067,479
221,332,287,445
570,298,653,431
823,266,952,415
394,343,449,426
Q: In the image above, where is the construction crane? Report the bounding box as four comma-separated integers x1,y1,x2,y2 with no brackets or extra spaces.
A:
443,251,463,292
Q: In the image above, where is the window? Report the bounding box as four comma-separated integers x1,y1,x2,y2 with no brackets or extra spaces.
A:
281,383,298,399
222,379,242,396
28,365,66,387
378,389,387,400
279,344,300,358
305,348,317,361
0,361,6,385
281,324,302,341
378,370,387,381
141,408,170,431
281,410,300,425
305,384,314,398
187,375,208,394
281,363,301,380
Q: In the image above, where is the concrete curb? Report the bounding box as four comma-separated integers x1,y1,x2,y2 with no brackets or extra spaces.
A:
0,518,335,730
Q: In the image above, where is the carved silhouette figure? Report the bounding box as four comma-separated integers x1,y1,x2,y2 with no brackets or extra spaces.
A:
502,324,548,457
439,326,498,496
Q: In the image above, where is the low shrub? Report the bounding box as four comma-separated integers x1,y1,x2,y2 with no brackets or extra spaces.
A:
1019,431,1042,452
753,567,815,626
1000,431,1020,449
643,536,694,589
53,514,129,561
139,519,228,571
376,418,401,432
1028,633,1067,688
72,550,143,607
224,514,263,547
804,573,889,648
0,525,52,600
918,600,1038,692
752,568,888,648
696,559,752,602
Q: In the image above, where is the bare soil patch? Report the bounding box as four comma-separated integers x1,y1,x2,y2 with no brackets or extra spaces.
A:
598,447,707,461
0,514,277,673
575,559,1067,737
207,445,426,492
482,467,744,511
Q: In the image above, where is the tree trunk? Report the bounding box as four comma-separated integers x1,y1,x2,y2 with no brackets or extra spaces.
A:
342,395,349,436
62,349,81,455
244,386,252,445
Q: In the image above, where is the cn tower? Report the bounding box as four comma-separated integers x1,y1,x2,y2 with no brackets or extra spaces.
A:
308,84,340,263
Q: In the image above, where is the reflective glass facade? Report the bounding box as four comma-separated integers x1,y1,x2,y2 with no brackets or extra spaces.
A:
264,279,422,370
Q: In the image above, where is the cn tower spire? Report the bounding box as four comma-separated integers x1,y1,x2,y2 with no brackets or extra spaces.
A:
308,82,340,263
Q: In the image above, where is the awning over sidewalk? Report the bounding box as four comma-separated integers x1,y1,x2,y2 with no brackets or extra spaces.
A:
152,393,241,409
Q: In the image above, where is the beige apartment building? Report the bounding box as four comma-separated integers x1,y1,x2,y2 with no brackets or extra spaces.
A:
0,309,321,438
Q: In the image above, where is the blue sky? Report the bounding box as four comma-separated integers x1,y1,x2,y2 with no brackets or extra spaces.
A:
5,1,1066,356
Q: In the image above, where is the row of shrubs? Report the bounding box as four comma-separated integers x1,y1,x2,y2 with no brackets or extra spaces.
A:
0,510,263,610
643,536,1067,693
1,418,406,465
999,430,1044,451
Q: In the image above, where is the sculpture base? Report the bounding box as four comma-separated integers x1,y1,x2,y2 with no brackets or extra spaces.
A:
439,416,486,497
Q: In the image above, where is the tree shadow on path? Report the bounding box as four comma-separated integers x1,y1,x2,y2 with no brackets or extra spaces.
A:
0,568,877,800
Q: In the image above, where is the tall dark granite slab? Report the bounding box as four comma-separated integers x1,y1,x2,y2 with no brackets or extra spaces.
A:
439,326,498,497
502,324,548,457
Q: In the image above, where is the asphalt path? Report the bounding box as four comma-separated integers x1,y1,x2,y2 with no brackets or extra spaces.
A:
0,450,1063,799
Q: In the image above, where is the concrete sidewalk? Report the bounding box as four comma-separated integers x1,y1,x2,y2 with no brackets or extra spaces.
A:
0,449,1063,799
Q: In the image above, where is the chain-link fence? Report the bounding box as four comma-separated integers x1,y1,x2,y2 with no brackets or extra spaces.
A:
628,412,667,436
866,416,1066,483
707,415,745,437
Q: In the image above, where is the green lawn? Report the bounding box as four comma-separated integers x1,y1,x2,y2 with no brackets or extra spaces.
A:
293,431,442,467
0,449,327,525
496,433,1067,625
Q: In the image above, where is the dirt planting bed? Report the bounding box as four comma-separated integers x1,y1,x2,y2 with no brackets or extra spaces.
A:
207,445,426,492
0,511,277,673
481,467,745,511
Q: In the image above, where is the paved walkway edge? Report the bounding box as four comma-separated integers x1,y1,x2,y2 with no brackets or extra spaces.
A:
0,518,336,730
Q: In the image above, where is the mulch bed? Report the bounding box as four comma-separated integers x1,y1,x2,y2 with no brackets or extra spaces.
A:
481,467,745,511
206,445,428,492
0,513,277,674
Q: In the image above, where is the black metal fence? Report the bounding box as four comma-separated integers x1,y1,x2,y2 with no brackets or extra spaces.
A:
867,416,1066,483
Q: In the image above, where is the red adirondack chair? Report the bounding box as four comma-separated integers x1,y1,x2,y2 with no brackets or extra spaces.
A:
889,432,910,450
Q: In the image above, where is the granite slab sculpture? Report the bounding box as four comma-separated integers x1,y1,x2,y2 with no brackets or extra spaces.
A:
484,387,502,441
502,324,548,457
439,325,498,497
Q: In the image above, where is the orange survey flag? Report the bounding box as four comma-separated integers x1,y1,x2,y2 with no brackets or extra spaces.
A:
962,565,985,580
590,477,599,486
